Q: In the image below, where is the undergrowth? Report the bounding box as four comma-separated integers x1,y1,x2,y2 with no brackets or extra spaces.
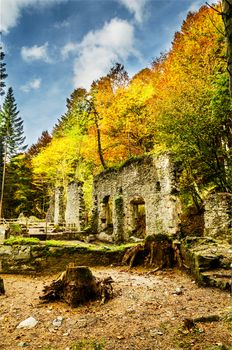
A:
4,236,40,245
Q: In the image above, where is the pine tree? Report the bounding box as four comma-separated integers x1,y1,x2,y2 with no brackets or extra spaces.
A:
0,87,27,218
0,87,26,156
0,46,8,217
0,46,8,97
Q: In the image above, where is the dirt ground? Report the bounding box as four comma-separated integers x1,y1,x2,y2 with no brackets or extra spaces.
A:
0,267,231,350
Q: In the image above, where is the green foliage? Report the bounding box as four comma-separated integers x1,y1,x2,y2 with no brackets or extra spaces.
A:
5,4,230,220
45,240,70,247
8,223,22,234
0,87,27,218
0,46,8,96
114,195,123,211
3,154,35,218
4,236,40,245
70,339,105,350
0,87,26,157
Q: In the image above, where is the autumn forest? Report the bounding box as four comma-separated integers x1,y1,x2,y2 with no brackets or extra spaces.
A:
0,2,231,219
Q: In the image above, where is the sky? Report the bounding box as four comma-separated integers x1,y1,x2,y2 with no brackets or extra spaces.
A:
0,0,216,147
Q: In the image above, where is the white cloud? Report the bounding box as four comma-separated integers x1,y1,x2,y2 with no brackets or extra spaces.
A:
20,78,41,92
61,42,79,60
64,18,138,89
118,0,149,23
54,19,70,29
0,0,66,34
21,43,51,62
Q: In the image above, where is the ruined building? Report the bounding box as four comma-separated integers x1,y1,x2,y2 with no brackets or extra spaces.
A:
91,154,181,242
48,181,86,231
49,154,232,242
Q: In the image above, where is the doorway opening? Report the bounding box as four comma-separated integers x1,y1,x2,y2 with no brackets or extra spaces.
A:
130,197,146,238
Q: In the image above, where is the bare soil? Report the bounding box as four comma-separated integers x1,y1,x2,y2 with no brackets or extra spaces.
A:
0,267,231,350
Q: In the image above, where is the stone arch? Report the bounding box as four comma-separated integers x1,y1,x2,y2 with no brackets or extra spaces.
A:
130,196,146,238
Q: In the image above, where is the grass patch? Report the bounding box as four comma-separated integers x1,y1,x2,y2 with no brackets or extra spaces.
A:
106,242,140,251
45,240,73,247
71,339,105,350
4,236,40,245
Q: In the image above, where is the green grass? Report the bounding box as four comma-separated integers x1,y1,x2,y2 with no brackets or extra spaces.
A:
4,236,40,245
45,239,73,247
3,235,137,254
70,339,105,350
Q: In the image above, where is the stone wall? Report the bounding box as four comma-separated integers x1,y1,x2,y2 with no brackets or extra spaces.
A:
54,187,65,225
92,154,182,242
0,244,125,274
204,193,232,239
51,182,85,230
65,181,85,230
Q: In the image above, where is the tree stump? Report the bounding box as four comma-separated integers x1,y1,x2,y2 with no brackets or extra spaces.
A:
0,277,5,295
63,266,98,307
144,234,174,268
40,264,113,307
122,234,175,268
122,244,144,268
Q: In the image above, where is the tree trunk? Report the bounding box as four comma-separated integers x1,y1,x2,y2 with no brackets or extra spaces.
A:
222,0,232,95
0,277,5,294
94,112,107,169
0,143,7,219
222,0,232,183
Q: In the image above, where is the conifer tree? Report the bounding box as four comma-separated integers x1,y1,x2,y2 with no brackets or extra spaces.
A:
1,87,26,156
0,87,26,218
0,46,8,218
0,46,8,97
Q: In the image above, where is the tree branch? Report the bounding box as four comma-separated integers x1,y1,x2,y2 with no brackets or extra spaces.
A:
205,2,222,14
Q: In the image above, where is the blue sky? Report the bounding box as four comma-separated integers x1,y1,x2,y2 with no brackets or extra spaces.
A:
1,0,216,146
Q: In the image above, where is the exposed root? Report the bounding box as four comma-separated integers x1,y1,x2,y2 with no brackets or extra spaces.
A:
122,244,143,268
40,264,114,307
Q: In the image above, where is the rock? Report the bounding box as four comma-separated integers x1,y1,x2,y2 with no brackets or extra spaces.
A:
85,234,96,243
149,329,164,337
52,316,63,328
129,236,144,243
97,232,113,243
16,316,38,329
77,317,88,328
63,329,71,336
15,246,31,261
18,342,29,347
173,287,183,295
196,253,220,271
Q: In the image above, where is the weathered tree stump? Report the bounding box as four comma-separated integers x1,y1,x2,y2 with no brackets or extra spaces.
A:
63,266,98,307
144,234,174,268
40,264,113,307
122,234,175,268
122,244,144,268
0,277,5,295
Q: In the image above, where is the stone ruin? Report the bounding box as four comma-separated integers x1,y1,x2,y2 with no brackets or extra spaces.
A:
204,192,232,239
48,154,232,243
91,154,182,242
48,181,86,231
